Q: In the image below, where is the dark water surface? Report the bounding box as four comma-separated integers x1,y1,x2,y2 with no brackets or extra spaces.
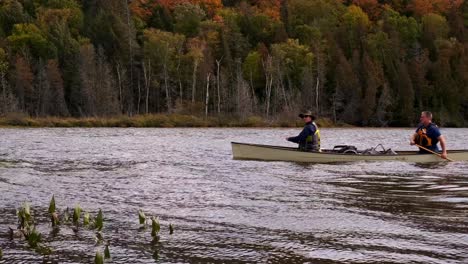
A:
0,128,467,263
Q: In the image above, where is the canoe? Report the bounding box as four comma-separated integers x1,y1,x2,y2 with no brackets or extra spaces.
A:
231,142,468,163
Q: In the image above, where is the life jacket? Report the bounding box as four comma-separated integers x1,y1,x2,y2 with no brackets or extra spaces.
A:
415,123,436,147
301,122,321,151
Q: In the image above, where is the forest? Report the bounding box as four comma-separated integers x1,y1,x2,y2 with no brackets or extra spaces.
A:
0,0,468,126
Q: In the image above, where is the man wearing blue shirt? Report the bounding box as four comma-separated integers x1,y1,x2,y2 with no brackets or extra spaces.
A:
286,110,320,152
410,111,447,159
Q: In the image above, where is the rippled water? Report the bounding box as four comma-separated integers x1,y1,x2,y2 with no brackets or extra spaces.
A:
0,128,467,263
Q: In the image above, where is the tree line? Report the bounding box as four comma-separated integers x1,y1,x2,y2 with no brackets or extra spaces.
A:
1,0,467,126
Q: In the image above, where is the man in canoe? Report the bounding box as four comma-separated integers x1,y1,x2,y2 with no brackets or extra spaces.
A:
410,111,447,159
286,110,321,152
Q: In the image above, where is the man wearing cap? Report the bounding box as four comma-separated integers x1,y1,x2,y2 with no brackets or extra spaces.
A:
286,110,321,152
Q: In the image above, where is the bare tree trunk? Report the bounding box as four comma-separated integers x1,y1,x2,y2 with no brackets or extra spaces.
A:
266,76,273,117
315,76,319,112
124,0,133,99
262,55,273,117
163,63,172,112
216,57,222,114
142,59,151,114
332,94,337,124
277,65,289,112
249,70,257,111
137,73,141,114
205,73,211,117
314,45,325,115
176,58,183,102
1,73,5,113
191,60,198,103
116,62,123,113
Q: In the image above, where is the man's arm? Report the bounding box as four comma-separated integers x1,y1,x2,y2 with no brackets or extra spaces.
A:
410,133,418,145
438,135,447,159
287,126,312,143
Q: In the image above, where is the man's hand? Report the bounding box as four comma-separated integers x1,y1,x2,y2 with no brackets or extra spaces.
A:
441,151,447,159
410,140,416,145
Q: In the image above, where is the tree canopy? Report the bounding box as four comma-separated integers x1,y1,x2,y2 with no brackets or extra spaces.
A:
0,0,467,126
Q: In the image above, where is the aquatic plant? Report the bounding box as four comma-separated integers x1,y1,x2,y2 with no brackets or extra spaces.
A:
17,202,32,229
0,247,3,259
95,209,103,231
51,212,60,227
36,246,52,255
151,217,160,238
62,208,70,223
73,205,82,225
169,223,174,235
104,244,110,259
138,209,146,225
152,250,159,261
95,251,104,264
24,226,42,248
48,195,56,214
83,212,90,226
95,231,104,244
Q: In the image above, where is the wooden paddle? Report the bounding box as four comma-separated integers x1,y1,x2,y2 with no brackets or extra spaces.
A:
415,144,454,162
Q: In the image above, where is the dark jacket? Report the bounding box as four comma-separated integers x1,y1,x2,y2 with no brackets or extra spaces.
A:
288,122,320,151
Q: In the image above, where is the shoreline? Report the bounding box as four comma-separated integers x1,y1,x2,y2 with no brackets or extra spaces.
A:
0,113,342,128
0,114,465,128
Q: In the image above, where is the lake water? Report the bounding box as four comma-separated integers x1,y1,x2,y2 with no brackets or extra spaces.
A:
0,128,467,263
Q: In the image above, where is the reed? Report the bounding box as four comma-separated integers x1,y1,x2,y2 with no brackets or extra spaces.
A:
62,207,70,223
94,251,104,264
73,205,82,226
83,212,90,226
104,244,110,259
138,209,146,225
51,212,59,227
48,195,56,214
24,226,42,248
17,202,32,229
151,216,160,239
95,209,103,231
95,231,104,244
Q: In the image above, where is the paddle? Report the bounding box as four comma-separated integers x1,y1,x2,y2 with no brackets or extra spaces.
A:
415,144,454,162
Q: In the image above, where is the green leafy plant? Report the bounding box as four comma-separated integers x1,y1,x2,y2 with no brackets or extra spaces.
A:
95,209,103,231
169,223,174,235
151,216,160,238
83,212,90,226
48,195,56,214
95,231,104,244
63,208,70,223
24,226,42,248
138,209,146,225
73,204,82,225
94,251,104,264
17,202,32,229
51,212,60,227
104,244,110,259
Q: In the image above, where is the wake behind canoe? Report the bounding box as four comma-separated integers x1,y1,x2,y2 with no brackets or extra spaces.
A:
231,142,468,163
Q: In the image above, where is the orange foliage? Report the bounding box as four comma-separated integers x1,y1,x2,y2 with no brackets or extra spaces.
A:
352,0,381,20
131,0,222,20
253,0,281,20
129,0,160,21
193,0,223,16
408,0,464,16
159,0,222,16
